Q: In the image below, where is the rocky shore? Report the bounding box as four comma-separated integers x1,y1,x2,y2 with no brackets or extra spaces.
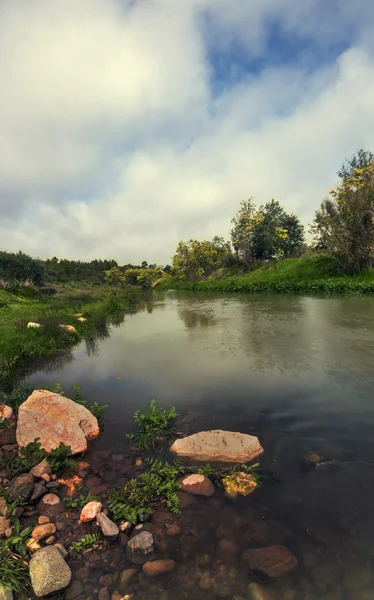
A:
0,391,371,600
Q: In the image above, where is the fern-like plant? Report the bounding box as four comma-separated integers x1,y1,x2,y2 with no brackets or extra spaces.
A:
70,532,100,555
129,399,178,451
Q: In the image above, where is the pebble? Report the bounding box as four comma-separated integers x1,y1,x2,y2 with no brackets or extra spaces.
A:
126,531,155,564
32,522,56,541
65,580,84,600
31,458,51,478
143,559,176,576
7,472,34,501
38,515,51,525
120,568,139,588
30,483,48,502
247,583,269,600
79,501,102,523
96,512,119,540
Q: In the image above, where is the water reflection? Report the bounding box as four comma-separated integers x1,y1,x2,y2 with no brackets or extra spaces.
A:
27,290,374,599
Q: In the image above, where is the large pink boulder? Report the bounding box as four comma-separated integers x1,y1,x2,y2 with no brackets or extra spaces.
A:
170,430,263,463
17,390,99,454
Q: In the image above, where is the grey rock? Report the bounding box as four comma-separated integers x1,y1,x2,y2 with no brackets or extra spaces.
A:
96,512,119,540
126,531,154,564
0,588,13,600
54,543,68,558
30,483,48,502
29,546,72,597
7,472,34,501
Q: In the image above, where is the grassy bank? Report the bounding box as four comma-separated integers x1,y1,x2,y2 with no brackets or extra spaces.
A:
0,285,140,390
156,256,374,295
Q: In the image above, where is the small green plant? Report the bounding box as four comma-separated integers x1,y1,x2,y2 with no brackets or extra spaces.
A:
63,490,100,510
0,439,76,478
47,442,77,472
89,401,109,419
108,457,183,524
129,399,178,451
70,532,100,555
0,517,34,593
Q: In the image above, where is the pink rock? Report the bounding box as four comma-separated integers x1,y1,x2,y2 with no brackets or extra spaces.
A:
179,474,215,497
0,405,13,420
170,430,264,463
80,501,102,523
16,390,100,454
31,459,51,478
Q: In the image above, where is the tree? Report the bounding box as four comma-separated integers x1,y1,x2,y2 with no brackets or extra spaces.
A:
230,199,257,267
231,199,304,266
337,147,374,181
172,240,220,279
0,251,44,286
311,158,374,271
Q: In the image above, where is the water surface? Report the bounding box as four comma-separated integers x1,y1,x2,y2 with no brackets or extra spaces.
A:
29,291,374,599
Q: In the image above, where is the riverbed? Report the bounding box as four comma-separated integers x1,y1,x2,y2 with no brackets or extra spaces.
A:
28,291,374,600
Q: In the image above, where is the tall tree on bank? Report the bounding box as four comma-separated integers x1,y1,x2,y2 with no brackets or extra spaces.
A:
172,239,221,279
311,149,374,271
231,199,304,267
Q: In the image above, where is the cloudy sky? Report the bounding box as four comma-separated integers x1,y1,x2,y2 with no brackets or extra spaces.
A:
1,0,374,264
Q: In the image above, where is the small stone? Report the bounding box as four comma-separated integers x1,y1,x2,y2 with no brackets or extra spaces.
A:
126,532,154,564
65,580,84,600
30,546,72,596
32,522,56,541
247,582,270,600
143,559,176,576
0,404,13,420
179,474,215,497
38,515,50,524
54,543,68,558
46,481,61,489
12,506,24,518
166,523,181,536
96,512,119,540
242,546,298,578
31,458,52,478
0,497,7,516
80,501,102,523
27,538,42,553
30,483,48,502
45,535,56,545
76,567,90,580
199,574,213,590
0,515,10,538
0,587,13,600
98,588,110,600
217,539,240,562
7,472,34,501
37,493,65,517
41,473,51,483
120,520,132,532
120,568,138,588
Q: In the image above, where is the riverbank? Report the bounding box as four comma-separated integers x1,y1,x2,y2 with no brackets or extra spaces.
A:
156,256,374,295
0,285,140,390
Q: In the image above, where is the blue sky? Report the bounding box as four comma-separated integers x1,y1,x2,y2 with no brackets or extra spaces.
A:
0,0,374,262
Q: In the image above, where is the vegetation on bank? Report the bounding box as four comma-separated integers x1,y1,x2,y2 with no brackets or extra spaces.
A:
0,285,140,390
157,256,374,295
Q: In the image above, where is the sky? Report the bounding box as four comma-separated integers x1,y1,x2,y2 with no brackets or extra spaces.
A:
1,0,374,264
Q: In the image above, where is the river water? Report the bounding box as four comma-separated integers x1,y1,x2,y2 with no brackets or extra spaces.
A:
28,291,374,600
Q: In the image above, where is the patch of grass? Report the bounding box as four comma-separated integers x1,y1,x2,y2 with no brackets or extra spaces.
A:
0,517,34,594
126,399,178,451
156,256,374,296
70,532,101,556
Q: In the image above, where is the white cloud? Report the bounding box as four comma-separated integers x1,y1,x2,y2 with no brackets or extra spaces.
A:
1,0,374,262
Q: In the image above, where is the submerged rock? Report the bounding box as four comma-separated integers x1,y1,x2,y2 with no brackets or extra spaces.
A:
126,531,155,564
222,471,257,499
29,546,72,597
170,430,263,463
247,582,271,600
37,493,65,517
179,474,215,497
242,545,298,578
96,512,119,540
17,389,99,454
143,559,176,576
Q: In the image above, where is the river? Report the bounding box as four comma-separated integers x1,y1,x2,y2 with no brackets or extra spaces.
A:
28,291,374,600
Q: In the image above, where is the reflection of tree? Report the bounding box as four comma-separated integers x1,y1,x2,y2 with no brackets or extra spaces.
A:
178,307,217,329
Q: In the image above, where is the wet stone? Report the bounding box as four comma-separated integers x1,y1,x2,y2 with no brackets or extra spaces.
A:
30,483,48,502
143,559,176,576
65,580,84,600
8,472,34,501
96,511,119,540
120,568,139,588
126,531,155,564
242,545,298,578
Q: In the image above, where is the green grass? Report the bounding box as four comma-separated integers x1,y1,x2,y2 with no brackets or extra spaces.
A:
156,256,374,295
0,285,139,390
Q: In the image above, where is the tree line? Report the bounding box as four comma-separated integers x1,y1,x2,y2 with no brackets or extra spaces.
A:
1,148,374,287
171,148,374,279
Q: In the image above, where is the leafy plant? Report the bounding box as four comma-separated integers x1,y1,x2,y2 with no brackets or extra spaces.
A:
89,401,109,419
0,439,76,478
63,490,100,510
0,417,9,429
108,457,183,524
129,399,178,451
0,517,34,593
70,532,100,556
47,442,77,472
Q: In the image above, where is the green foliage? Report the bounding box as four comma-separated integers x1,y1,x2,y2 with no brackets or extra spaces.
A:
63,489,100,510
89,401,109,419
0,517,34,593
130,399,178,451
0,250,45,286
108,458,183,524
0,417,9,429
70,533,100,556
0,439,75,478
172,239,224,280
